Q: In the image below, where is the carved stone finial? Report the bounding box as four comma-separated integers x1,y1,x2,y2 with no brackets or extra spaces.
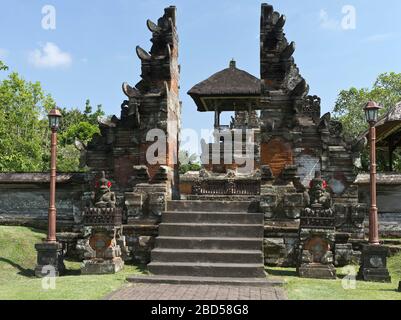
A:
136,46,151,61
260,3,308,96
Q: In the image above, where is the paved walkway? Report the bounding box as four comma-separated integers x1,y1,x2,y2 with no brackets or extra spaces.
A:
106,283,287,300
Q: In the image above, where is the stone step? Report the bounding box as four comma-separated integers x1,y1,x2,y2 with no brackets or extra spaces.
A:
148,262,266,278
151,248,264,264
166,200,259,213
127,275,283,287
162,211,264,224
158,223,264,238
155,236,263,251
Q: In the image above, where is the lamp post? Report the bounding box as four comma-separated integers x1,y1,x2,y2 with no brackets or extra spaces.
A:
35,107,65,277
47,107,62,243
358,101,391,282
364,101,381,245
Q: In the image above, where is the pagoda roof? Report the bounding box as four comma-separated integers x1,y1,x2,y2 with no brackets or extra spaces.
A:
360,102,401,148
188,60,261,112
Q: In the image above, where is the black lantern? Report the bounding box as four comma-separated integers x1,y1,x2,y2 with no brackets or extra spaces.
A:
364,101,381,124
48,107,62,131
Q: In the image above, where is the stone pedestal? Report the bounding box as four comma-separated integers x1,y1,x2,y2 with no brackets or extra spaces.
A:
81,257,124,275
358,244,391,283
35,242,65,277
81,225,126,275
298,263,336,279
297,229,337,280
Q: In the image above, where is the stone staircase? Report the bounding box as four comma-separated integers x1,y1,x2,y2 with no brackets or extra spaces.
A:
147,200,266,279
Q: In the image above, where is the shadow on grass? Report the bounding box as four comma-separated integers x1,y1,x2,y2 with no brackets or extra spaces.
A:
0,257,34,277
63,267,81,276
266,268,297,277
124,261,150,275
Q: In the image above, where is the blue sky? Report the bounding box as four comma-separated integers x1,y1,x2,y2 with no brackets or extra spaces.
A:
1,0,401,153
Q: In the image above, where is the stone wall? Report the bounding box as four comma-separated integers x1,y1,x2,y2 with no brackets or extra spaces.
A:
356,173,401,237
0,173,85,231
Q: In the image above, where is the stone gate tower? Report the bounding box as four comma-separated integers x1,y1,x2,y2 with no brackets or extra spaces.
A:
84,6,181,223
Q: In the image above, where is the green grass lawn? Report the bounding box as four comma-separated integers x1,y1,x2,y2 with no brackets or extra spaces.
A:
1,225,401,300
0,226,146,300
266,253,401,300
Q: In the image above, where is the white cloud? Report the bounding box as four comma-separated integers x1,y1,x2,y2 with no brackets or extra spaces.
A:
0,48,8,59
319,9,340,30
363,33,394,43
29,42,72,68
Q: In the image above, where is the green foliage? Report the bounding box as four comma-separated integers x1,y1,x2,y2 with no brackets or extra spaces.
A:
0,61,8,71
179,163,202,174
0,66,105,172
333,72,401,172
333,72,401,138
57,144,81,172
179,150,201,174
0,72,52,171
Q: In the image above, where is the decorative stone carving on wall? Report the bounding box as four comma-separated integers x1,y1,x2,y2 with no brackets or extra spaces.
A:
301,95,321,122
260,165,305,220
124,165,169,223
260,138,293,177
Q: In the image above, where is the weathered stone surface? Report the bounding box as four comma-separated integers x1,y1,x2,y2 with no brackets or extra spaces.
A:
356,174,401,237
358,244,391,283
85,6,180,200
298,264,336,280
334,243,361,267
81,257,124,275
35,242,65,277
0,173,84,230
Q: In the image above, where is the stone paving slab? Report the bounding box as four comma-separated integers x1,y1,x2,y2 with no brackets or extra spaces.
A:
105,283,287,300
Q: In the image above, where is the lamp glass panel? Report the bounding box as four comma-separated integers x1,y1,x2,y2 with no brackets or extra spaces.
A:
49,116,60,129
370,109,378,122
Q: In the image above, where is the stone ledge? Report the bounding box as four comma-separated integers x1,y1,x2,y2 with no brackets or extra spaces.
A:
355,173,401,185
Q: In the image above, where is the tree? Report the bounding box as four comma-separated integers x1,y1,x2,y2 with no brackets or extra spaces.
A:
0,64,105,172
55,100,104,171
0,72,53,171
333,72,401,171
